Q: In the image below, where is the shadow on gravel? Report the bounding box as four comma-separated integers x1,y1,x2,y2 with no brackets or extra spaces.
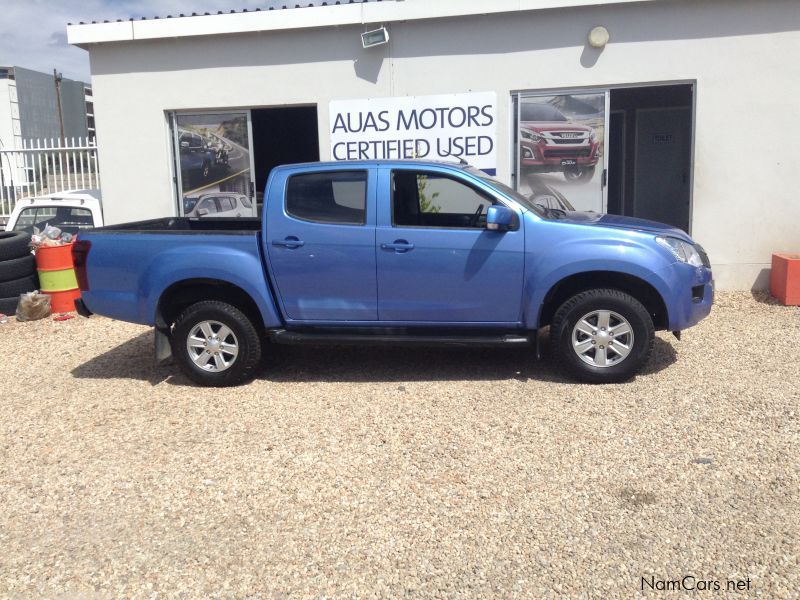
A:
71,331,173,386
72,330,678,385
750,289,783,305
639,337,678,376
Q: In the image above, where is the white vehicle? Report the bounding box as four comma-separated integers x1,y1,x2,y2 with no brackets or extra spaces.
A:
184,192,254,218
4,190,103,234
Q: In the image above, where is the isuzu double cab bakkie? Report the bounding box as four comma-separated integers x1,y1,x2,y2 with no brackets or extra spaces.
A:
72,160,713,386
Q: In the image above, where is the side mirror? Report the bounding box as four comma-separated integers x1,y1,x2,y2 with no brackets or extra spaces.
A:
180,141,189,149
197,208,209,216
486,205,516,231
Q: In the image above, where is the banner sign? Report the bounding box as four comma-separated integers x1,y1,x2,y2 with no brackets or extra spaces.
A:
329,92,497,172
173,112,256,218
514,92,605,212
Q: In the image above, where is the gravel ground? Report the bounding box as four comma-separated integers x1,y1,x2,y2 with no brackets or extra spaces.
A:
0,292,797,598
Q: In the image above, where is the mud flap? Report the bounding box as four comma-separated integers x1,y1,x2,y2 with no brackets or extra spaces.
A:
154,326,173,364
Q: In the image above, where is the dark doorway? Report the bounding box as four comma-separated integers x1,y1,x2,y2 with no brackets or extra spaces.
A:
606,111,626,216
607,84,693,232
251,106,320,206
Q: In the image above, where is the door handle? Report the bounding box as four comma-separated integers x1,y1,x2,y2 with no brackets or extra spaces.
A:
381,240,415,253
272,237,305,249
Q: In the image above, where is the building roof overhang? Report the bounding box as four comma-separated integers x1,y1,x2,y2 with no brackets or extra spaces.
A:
67,0,657,47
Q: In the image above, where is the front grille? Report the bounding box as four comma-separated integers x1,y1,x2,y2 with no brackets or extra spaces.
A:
551,138,588,145
544,148,591,158
552,132,584,139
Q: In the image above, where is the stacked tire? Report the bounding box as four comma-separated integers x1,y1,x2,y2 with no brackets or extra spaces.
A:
0,231,38,314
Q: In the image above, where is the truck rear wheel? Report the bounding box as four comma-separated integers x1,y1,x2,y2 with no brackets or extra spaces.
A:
171,300,262,387
550,288,654,383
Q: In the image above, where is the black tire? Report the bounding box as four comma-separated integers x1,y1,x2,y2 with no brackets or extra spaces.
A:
563,165,595,184
170,300,262,387
0,231,31,261
0,254,36,283
0,273,39,298
0,296,18,314
550,288,654,383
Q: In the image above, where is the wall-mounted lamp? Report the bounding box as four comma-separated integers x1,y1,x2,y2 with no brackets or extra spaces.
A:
361,26,390,49
588,25,610,49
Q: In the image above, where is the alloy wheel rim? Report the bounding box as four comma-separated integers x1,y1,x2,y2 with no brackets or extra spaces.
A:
571,309,634,368
186,320,239,372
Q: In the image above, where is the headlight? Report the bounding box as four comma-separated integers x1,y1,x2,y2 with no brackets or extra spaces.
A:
656,236,704,267
521,130,542,142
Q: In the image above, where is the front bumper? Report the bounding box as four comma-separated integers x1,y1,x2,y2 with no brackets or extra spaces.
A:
520,139,601,168
662,263,714,331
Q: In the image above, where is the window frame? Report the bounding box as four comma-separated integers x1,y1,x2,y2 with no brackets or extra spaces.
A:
284,169,369,227
390,168,503,231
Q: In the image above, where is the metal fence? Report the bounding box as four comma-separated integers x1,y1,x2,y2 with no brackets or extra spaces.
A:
0,137,100,218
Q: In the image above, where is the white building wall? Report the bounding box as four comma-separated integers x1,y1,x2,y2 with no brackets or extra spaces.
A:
0,78,24,196
84,0,800,290
0,80,17,150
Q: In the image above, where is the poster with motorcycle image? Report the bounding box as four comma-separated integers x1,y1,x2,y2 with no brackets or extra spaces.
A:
516,92,605,214
175,112,257,218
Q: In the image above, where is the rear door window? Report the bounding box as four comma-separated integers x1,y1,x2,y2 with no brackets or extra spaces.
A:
217,196,236,212
286,171,367,225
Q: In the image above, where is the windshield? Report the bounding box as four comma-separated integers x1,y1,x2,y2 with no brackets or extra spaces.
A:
520,103,567,122
465,167,550,217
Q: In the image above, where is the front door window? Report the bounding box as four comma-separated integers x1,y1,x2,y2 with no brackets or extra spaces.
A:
392,170,494,229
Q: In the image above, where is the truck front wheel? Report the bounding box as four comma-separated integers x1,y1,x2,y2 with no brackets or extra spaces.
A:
550,289,654,383
563,165,595,183
171,300,262,387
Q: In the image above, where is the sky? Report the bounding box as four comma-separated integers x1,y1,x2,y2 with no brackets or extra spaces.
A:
0,0,296,82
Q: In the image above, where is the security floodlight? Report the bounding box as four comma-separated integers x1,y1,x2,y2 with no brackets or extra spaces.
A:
361,26,389,49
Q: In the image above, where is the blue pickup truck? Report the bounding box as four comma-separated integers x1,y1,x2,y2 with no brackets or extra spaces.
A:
72,160,713,386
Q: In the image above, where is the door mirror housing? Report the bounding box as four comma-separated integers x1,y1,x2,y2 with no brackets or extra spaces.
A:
197,208,210,216
486,205,517,231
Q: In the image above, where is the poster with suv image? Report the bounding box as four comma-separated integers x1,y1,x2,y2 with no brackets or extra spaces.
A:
174,112,257,218
516,93,605,213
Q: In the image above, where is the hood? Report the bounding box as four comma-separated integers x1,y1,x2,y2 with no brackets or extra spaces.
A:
520,121,592,133
559,211,691,241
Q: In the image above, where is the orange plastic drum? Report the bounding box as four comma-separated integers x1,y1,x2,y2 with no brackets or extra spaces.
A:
35,242,80,313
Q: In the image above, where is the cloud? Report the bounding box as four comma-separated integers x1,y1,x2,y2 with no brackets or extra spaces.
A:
48,31,69,48
0,0,297,82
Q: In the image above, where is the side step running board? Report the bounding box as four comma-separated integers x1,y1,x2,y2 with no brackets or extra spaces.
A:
269,329,531,347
